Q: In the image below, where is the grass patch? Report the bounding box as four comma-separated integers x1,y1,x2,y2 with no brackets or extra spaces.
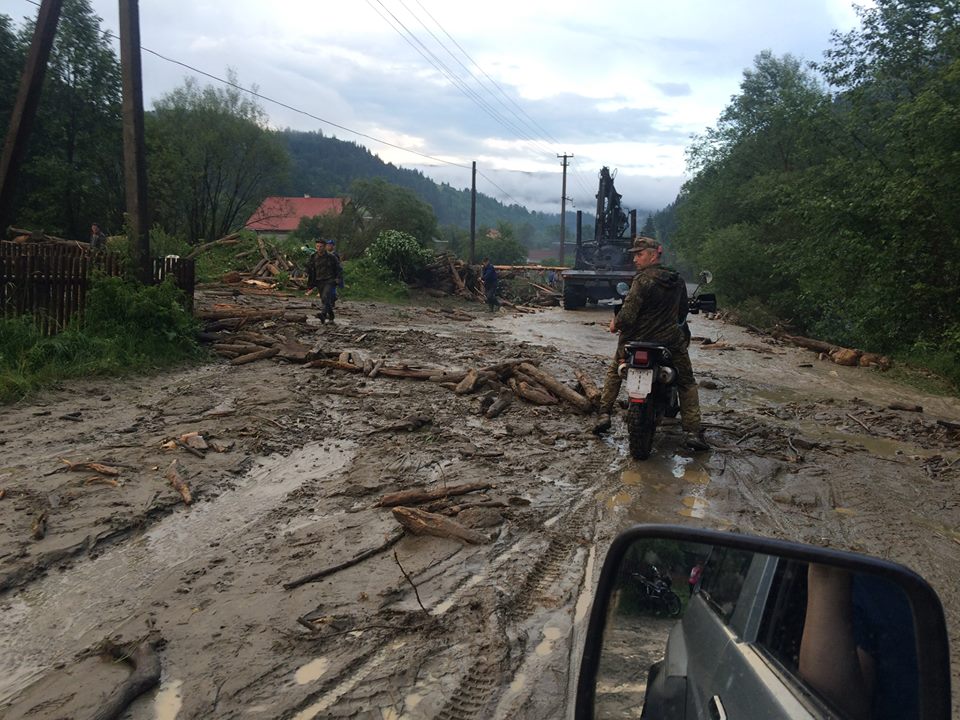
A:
0,276,202,404
884,357,960,397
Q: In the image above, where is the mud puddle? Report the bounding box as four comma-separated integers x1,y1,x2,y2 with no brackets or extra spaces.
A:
0,441,353,703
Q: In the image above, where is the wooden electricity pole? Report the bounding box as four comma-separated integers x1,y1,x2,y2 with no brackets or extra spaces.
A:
558,153,572,265
469,160,476,264
0,0,63,232
119,0,151,283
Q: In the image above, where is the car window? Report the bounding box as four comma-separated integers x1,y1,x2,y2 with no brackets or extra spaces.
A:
698,547,754,624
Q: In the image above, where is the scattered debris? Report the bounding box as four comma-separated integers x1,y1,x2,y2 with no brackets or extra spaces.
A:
165,460,192,505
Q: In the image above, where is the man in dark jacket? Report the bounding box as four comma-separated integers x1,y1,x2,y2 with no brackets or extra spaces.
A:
305,238,343,324
594,236,707,450
481,257,500,311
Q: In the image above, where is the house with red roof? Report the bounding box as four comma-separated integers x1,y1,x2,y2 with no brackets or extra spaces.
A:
245,195,345,238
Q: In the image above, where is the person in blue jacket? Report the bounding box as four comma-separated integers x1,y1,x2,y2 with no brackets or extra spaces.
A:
481,257,500,312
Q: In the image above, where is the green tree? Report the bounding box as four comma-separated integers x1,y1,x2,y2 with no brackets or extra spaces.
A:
348,177,437,248
147,73,290,244
7,0,123,237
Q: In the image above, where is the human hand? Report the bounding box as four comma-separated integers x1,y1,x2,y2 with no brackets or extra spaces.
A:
608,318,617,333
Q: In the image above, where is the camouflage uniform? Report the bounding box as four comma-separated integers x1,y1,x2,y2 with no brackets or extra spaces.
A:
599,263,702,432
306,249,343,322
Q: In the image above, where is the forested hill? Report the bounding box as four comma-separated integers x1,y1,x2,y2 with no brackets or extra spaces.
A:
277,129,569,234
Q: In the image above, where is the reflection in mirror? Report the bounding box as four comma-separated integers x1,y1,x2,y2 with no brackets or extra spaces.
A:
594,539,919,720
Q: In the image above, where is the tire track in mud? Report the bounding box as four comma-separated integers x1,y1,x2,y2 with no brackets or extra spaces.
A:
428,456,620,719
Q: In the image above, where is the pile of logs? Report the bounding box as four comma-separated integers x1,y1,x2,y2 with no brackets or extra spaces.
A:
220,235,302,291
196,304,599,415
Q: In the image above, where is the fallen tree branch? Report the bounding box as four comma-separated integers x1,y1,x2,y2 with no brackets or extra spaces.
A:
89,641,161,720
375,481,494,508
283,529,404,590
393,550,427,612
165,460,192,505
391,506,488,544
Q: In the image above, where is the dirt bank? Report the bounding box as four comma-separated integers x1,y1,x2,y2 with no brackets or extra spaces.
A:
1,289,958,718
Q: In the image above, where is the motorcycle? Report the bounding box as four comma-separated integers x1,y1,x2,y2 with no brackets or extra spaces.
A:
615,271,716,460
633,565,683,617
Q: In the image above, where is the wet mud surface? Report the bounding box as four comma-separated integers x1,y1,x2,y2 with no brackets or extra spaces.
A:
1,291,958,718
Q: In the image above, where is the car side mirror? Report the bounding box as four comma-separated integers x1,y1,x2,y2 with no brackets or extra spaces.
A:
698,270,713,285
576,525,951,719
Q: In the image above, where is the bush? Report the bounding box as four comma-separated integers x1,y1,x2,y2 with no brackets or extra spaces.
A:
341,258,409,302
0,276,202,403
364,230,434,282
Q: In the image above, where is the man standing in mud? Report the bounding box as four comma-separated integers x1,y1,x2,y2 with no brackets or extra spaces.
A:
481,257,500,312
593,236,708,450
305,238,343,324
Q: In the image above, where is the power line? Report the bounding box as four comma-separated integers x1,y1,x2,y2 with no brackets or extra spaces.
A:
411,0,562,148
19,0,533,208
366,0,551,158
397,0,557,156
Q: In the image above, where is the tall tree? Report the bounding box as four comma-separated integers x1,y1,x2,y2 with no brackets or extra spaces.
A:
147,73,289,243
8,0,123,237
348,176,437,250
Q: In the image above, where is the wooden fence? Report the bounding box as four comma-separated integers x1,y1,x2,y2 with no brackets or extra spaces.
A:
0,243,195,335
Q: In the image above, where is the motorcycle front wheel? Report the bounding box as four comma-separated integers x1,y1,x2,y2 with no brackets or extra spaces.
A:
626,401,656,460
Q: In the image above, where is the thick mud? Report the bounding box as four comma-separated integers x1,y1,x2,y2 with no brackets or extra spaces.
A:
1,291,958,718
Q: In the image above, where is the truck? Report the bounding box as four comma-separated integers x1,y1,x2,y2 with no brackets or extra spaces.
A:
561,166,638,309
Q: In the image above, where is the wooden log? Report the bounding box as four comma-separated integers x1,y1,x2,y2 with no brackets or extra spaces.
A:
448,257,468,294
60,459,121,476
511,369,554,397
517,363,592,412
230,347,279,365
455,368,481,395
830,348,862,366
166,460,192,505
515,380,558,405
90,642,162,720
231,331,277,346
376,481,494,508
283,529,405,590
779,333,839,354
184,232,241,259
391,506,488,544
304,358,364,372
485,389,513,418
203,318,247,332
889,402,923,413
574,369,601,407
213,342,263,354
196,308,285,321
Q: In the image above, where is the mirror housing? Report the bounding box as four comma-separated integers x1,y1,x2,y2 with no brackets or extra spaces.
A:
698,270,713,285
575,525,951,719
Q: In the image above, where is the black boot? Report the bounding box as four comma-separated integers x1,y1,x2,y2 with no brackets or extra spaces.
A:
593,412,613,435
684,429,709,451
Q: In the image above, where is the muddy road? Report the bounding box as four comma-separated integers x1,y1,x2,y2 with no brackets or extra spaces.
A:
1,290,959,719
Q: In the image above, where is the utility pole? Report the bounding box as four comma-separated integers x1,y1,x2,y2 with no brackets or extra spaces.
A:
557,153,572,265
469,160,476,264
119,0,151,283
0,0,63,232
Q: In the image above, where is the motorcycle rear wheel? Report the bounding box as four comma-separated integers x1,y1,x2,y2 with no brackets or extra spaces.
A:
662,591,682,617
627,401,656,460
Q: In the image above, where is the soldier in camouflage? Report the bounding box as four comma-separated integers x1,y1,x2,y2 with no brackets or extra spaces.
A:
305,238,343,324
594,236,707,450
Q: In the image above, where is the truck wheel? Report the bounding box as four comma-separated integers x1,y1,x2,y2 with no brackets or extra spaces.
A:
627,402,656,460
563,286,586,309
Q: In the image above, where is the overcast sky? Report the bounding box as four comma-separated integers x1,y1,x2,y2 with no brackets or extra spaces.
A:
3,0,864,215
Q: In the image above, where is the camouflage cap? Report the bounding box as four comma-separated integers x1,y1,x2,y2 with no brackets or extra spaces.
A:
627,236,660,254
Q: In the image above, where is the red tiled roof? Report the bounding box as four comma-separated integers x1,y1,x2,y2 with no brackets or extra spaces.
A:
245,196,345,232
